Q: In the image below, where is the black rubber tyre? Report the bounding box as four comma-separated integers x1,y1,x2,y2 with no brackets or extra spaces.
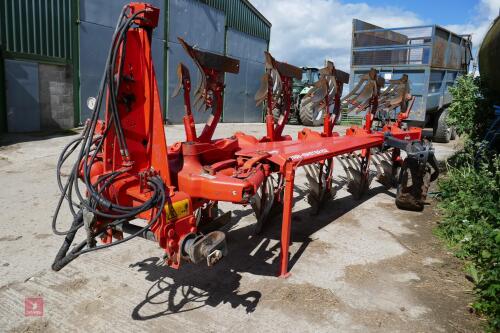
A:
395,158,431,212
433,109,451,143
288,108,301,125
272,107,281,123
299,102,323,126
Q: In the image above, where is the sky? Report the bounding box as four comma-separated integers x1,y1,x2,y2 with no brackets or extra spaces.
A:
251,0,500,71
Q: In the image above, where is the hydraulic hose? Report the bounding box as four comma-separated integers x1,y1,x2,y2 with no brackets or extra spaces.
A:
52,5,166,270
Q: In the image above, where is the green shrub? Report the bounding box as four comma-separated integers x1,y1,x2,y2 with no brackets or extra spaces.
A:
438,74,499,330
437,152,499,330
447,75,493,140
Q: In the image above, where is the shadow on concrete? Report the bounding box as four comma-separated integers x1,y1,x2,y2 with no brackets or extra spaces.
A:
130,256,262,320
0,128,81,147
130,182,395,320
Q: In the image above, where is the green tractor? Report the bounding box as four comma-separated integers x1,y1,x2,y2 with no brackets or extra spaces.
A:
295,67,321,124
275,67,321,125
273,66,349,126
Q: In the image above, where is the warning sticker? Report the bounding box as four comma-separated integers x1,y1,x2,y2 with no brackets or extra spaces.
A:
165,199,190,221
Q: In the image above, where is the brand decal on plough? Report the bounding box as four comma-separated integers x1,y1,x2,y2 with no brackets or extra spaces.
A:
290,148,329,161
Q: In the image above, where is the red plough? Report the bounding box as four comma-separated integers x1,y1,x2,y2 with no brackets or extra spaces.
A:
52,3,438,279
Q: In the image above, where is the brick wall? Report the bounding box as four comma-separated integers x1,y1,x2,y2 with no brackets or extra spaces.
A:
39,64,74,129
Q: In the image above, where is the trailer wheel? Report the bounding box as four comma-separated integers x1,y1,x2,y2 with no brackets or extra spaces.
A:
450,126,457,140
433,109,451,143
299,102,323,126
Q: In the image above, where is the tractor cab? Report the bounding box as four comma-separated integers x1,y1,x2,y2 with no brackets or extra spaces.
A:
299,67,320,88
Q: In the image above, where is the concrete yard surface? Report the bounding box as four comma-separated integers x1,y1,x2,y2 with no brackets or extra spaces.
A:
0,124,483,332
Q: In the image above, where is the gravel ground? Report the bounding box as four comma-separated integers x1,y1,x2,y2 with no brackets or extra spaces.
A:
0,123,482,332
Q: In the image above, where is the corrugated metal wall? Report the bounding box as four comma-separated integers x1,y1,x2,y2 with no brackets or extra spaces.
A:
0,0,270,60
0,0,73,60
224,28,267,122
167,0,270,124
78,0,166,121
77,0,271,124
198,0,271,41
166,0,225,124
0,0,271,129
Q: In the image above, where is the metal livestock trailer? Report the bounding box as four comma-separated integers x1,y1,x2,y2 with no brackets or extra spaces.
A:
349,19,473,142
